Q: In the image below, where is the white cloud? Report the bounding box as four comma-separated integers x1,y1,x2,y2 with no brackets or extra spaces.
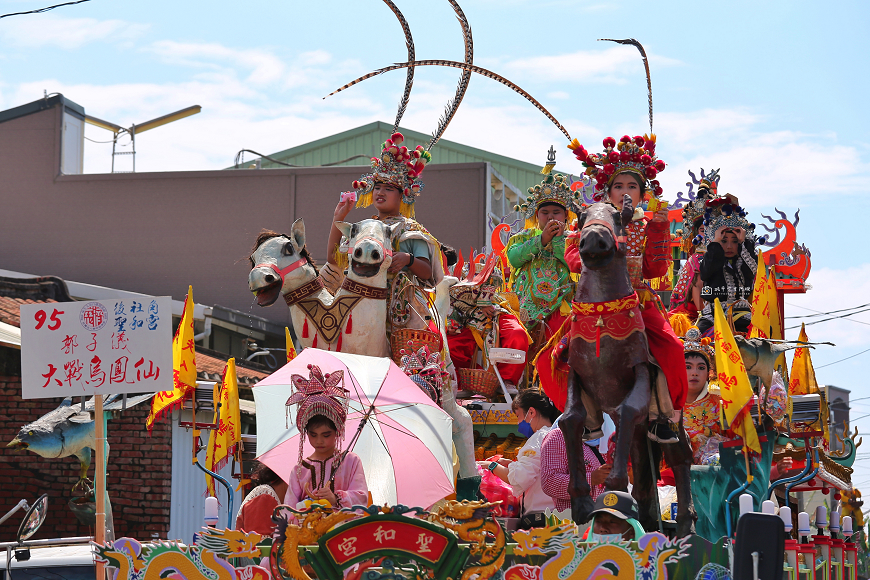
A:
0,16,148,49
503,46,682,84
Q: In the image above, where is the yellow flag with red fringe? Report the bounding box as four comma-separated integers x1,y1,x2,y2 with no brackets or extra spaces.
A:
286,327,297,362
713,298,761,453
146,286,197,432
205,358,241,496
749,251,771,339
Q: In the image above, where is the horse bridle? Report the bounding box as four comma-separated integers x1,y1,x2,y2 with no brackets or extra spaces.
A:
344,235,393,259
253,257,308,286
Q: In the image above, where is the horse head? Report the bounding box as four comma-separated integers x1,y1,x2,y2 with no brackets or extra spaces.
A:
335,219,401,279
576,194,633,269
249,218,312,307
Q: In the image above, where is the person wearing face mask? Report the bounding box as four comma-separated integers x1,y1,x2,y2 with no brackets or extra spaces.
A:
481,389,558,529
697,195,759,336
585,491,646,543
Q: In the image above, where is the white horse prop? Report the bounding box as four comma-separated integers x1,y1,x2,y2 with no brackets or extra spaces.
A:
248,218,479,490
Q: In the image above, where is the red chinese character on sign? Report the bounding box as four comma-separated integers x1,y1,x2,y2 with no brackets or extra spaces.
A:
80,304,104,329
721,342,732,353
718,372,737,388
61,334,78,355
182,339,195,352
87,356,106,387
86,333,98,352
63,359,83,387
112,332,129,352
41,364,62,388
110,356,128,384
132,358,161,382
729,351,741,364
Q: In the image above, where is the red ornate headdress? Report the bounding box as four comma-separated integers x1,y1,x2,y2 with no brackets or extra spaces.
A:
399,345,448,406
285,364,349,462
352,132,432,219
568,134,665,202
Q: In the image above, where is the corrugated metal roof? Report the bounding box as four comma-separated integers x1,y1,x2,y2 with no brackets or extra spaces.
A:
168,408,243,542
243,121,552,194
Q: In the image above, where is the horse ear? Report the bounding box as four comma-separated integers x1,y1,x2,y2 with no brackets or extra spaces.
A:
575,208,587,231
621,195,634,226
387,221,403,241
335,221,353,240
290,218,306,252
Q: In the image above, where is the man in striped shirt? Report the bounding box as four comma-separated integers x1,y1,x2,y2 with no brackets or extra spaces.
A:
540,427,608,511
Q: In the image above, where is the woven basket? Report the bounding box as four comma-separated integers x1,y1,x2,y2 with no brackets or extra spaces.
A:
457,367,499,398
390,328,443,362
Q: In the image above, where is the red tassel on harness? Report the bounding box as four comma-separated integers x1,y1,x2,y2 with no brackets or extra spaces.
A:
337,333,343,352
302,318,309,339
595,316,605,358
312,333,318,348
346,311,352,334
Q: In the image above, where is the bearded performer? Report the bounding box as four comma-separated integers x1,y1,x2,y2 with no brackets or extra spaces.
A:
566,135,688,444
667,171,720,335
697,195,759,336
446,258,531,391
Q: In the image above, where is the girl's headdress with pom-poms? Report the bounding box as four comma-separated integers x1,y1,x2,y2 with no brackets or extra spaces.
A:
352,132,431,219
285,364,349,463
515,172,583,230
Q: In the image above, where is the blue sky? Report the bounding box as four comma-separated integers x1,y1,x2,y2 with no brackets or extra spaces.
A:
2,0,870,483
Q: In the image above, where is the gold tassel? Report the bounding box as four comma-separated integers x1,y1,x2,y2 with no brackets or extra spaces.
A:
540,163,556,175
400,201,415,219
356,191,373,209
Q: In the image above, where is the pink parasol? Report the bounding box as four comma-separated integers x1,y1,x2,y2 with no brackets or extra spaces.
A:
253,349,454,508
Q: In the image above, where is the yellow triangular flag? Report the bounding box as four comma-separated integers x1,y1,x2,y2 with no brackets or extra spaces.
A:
749,251,771,339
146,286,197,432
765,264,789,384
713,298,761,453
788,324,827,441
286,327,297,363
206,358,242,495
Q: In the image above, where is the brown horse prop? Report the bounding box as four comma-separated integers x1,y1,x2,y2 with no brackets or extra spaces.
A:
561,195,696,536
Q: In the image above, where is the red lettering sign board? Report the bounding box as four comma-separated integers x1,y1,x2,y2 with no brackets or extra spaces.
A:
308,514,467,580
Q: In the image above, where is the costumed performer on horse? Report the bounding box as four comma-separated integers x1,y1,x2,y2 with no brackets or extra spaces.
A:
507,173,581,408
561,135,688,444
325,132,444,336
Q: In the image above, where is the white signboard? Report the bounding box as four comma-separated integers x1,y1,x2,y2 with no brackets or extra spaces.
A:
20,297,172,399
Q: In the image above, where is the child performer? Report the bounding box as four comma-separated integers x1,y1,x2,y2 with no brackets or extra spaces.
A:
681,327,725,464
325,132,444,334
507,173,582,409
568,135,687,444
284,364,368,509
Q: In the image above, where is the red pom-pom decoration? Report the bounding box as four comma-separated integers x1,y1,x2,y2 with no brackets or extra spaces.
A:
391,132,404,145
603,137,616,149
595,183,606,191
633,136,645,146
603,163,615,173
619,151,630,162
608,151,620,162
630,153,641,162
645,166,658,179
640,154,652,165
655,160,666,172
655,186,663,195
620,135,631,143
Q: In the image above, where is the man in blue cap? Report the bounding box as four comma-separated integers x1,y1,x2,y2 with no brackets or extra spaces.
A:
588,490,646,542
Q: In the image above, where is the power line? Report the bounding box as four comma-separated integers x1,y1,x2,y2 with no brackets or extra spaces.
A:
815,346,870,370
0,0,93,20
786,302,870,329
784,307,870,331
785,302,870,319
